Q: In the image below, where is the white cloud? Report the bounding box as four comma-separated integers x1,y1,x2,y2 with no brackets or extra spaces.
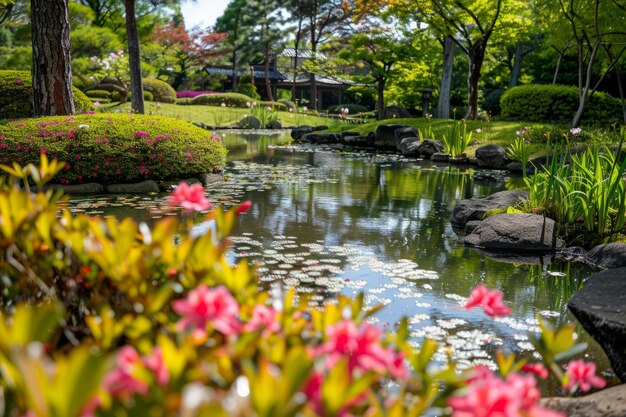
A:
181,0,231,29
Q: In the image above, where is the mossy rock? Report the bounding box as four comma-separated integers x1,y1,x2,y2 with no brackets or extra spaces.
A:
0,70,93,119
0,114,226,184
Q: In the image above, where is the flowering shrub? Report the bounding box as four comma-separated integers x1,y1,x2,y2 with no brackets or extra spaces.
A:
0,113,226,184
0,158,606,417
0,70,93,119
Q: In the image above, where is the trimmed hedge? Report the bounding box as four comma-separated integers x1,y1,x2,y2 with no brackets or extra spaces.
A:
188,92,255,107
278,99,297,111
142,78,177,103
0,70,94,119
0,114,227,184
500,84,622,125
128,90,155,102
85,90,111,99
259,101,287,111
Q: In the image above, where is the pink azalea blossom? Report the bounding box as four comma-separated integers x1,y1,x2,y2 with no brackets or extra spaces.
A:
465,284,511,317
449,372,565,417
143,347,169,386
236,200,252,215
102,346,148,397
522,363,549,379
564,360,606,393
244,305,280,336
317,320,408,380
172,285,241,338
168,182,211,212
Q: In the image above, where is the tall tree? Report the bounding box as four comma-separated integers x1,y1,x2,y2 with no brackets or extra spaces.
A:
123,0,144,113
215,0,254,92
30,0,75,116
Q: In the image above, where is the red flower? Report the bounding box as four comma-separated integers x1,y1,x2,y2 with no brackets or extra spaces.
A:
465,284,511,317
564,360,606,393
522,363,549,379
236,200,252,215
172,285,241,338
143,347,169,386
168,182,211,212
244,305,280,336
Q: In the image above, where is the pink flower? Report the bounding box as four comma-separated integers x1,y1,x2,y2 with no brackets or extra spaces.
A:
102,346,148,397
465,284,511,317
15,78,22,84
564,360,606,393
449,372,564,417
172,285,241,338
236,200,252,215
244,305,280,336
317,320,408,380
143,347,169,386
168,182,211,212
522,363,549,379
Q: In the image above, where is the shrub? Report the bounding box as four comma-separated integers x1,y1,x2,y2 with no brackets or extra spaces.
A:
259,100,287,111
327,103,369,114
0,70,94,118
176,90,218,99
345,86,377,109
500,84,622,125
236,82,261,100
176,97,194,105
190,92,255,107
129,90,155,102
0,113,227,184
484,88,505,116
110,91,121,102
85,90,112,99
278,98,297,111
142,78,176,103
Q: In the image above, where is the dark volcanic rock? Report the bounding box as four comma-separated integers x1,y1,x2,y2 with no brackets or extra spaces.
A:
394,127,419,150
475,144,509,169
418,139,444,158
106,180,160,194
540,384,626,417
341,131,361,140
238,116,261,129
47,183,105,194
569,268,626,382
301,132,342,144
464,213,564,252
399,137,421,156
343,134,375,147
584,243,626,269
451,189,529,226
375,124,409,149
291,126,313,139
431,152,450,163
267,120,282,129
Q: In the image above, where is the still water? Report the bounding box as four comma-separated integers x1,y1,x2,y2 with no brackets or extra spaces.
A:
68,131,612,389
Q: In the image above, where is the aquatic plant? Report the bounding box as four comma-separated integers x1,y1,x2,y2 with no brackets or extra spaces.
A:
442,119,473,157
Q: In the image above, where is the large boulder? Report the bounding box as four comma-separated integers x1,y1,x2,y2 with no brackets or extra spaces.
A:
291,125,313,139
300,132,342,144
238,116,262,129
47,183,105,194
475,144,509,169
375,124,409,149
267,120,282,129
394,127,419,150
106,180,160,194
464,213,565,252
568,268,626,382
584,243,626,269
343,134,375,147
540,384,626,417
418,139,444,159
451,189,529,226
399,137,421,156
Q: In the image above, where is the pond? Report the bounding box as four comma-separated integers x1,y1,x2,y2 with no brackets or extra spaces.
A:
67,130,614,390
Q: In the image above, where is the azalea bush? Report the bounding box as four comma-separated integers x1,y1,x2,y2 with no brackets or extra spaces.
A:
0,113,226,184
0,157,607,417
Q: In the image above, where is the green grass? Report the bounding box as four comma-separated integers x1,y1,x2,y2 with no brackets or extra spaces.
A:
105,102,348,129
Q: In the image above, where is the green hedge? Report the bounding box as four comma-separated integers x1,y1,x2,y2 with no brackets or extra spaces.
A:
327,103,369,114
500,84,622,125
277,99,297,111
188,92,255,107
236,82,260,100
85,90,111,99
259,101,287,111
0,114,227,184
0,70,94,119
128,90,155,102
142,78,176,103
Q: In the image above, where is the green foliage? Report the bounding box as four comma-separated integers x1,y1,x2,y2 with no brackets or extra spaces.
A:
277,99,296,111
484,89,505,116
0,70,93,119
85,90,112,99
236,82,261,100
188,92,255,107
345,86,377,109
128,90,155,102
506,137,532,176
327,104,369,114
259,101,287,111
251,104,279,126
441,119,473,157
142,77,176,104
501,85,622,125
0,113,227,184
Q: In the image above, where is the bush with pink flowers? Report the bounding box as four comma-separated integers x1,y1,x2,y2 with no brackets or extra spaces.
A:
0,113,226,184
0,157,607,417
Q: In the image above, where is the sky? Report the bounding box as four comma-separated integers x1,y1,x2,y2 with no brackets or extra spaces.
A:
181,0,230,29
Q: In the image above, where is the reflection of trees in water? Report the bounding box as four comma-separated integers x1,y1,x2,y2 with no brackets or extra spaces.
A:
526,263,587,319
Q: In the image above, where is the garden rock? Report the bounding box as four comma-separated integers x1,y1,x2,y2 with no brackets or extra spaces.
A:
301,132,342,144
47,183,104,194
475,144,509,169
431,153,450,163
312,125,329,132
199,173,224,186
418,139,445,159
584,243,626,269
464,220,482,234
106,180,160,194
267,120,282,129
238,116,261,129
540,384,626,417
399,137,421,156
450,156,470,165
568,268,626,382
464,213,564,252
394,127,419,150
159,178,201,192
375,124,409,149
341,131,361,140
451,189,529,226
291,126,313,139
343,134,375,147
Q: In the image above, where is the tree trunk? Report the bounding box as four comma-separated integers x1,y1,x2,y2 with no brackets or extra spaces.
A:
436,36,455,119
377,80,385,120
30,0,75,116
124,0,144,114
264,49,274,102
465,41,487,120
552,53,563,84
509,41,523,88
292,14,303,101
231,9,240,91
